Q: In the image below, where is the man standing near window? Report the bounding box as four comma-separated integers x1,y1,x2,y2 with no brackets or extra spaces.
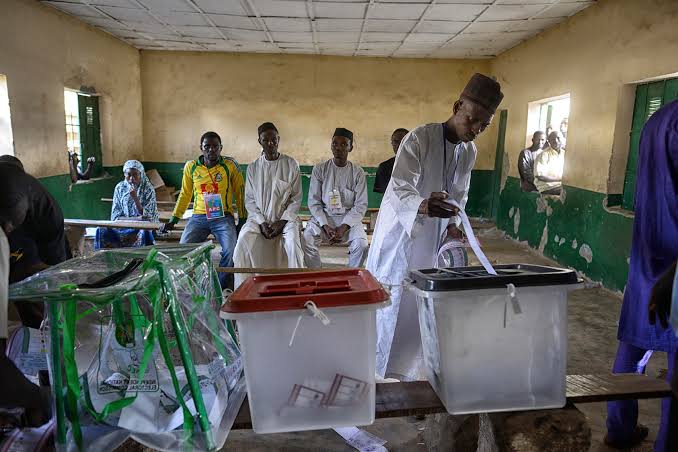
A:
534,131,565,195
160,131,246,289
518,131,545,192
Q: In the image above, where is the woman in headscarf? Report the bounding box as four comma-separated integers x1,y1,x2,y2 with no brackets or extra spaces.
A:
95,160,158,249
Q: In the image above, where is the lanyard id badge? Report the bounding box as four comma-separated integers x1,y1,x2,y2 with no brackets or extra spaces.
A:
328,189,345,215
204,193,224,219
204,169,225,219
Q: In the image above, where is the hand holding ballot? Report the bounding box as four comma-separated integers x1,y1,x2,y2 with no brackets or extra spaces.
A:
419,192,460,218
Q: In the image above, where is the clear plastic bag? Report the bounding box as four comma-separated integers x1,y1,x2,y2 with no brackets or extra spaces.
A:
9,243,245,452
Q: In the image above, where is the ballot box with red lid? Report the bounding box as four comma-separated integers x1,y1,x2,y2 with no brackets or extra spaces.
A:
221,269,390,434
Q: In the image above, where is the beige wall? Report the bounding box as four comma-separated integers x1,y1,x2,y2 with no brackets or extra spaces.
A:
141,51,496,169
491,0,678,193
0,0,142,177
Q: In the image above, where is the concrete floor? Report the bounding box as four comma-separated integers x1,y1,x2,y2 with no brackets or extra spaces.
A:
165,224,665,450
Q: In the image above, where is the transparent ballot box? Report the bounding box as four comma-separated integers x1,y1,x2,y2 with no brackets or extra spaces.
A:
222,269,389,434
408,264,580,415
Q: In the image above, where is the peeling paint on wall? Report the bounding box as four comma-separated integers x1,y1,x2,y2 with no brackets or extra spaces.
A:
509,206,515,218
513,208,520,235
500,150,509,192
555,234,560,243
536,196,547,213
497,177,632,292
579,244,593,264
538,222,548,253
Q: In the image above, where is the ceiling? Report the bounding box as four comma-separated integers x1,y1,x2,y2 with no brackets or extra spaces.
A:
41,0,595,59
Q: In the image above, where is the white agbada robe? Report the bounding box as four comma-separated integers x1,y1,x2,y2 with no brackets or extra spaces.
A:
303,159,369,268
367,123,477,380
233,153,304,288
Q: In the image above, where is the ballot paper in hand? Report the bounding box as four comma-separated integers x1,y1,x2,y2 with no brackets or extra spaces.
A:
447,201,497,275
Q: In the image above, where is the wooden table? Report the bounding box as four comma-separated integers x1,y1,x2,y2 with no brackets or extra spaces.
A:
64,219,172,257
231,374,671,430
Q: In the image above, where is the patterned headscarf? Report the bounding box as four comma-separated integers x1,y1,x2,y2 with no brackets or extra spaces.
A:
111,160,159,222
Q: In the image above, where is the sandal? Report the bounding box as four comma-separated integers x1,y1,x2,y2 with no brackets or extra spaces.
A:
604,424,649,449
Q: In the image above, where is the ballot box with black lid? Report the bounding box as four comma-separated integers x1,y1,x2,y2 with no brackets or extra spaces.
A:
221,269,390,434
408,264,580,415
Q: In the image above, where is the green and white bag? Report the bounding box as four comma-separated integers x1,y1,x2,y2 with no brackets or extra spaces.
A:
9,243,244,452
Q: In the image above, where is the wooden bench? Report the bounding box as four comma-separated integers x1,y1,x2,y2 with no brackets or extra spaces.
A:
298,214,374,235
64,219,182,257
100,197,190,209
230,374,671,429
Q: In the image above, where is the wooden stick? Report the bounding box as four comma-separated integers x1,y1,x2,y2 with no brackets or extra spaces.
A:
216,267,349,274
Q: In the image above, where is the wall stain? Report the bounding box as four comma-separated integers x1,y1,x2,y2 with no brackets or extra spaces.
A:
579,244,593,264
538,222,548,253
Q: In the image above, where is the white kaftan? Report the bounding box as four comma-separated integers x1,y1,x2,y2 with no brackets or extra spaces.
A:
233,153,304,288
367,123,477,380
303,159,369,268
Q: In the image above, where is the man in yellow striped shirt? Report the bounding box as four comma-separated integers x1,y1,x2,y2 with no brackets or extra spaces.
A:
161,131,245,288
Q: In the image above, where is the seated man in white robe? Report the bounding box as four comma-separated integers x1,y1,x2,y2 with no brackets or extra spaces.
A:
303,128,369,268
233,122,304,288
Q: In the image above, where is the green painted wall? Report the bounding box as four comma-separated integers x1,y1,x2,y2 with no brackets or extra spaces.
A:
39,165,123,220
496,177,633,292
466,170,493,219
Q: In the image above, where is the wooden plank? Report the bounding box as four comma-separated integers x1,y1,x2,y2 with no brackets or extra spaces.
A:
298,214,370,225
65,219,164,230
565,373,671,403
217,266,349,274
100,197,190,209
230,375,671,430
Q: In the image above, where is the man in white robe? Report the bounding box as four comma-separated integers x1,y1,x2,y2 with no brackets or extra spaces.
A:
303,128,369,268
368,73,504,380
233,122,304,288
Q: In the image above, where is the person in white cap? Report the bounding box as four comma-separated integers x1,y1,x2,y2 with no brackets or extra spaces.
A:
367,73,504,381
303,128,369,268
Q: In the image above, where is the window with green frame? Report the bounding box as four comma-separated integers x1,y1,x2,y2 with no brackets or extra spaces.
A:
64,89,103,177
622,77,678,210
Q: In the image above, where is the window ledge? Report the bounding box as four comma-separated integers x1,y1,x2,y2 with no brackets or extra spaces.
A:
71,173,112,185
604,205,635,219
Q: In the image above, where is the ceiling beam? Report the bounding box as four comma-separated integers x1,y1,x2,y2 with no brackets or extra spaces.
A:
127,0,208,50
425,0,501,58
183,0,232,43
353,0,375,57
240,0,283,53
306,0,319,55
46,0,139,47
388,0,438,58
501,0,565,34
